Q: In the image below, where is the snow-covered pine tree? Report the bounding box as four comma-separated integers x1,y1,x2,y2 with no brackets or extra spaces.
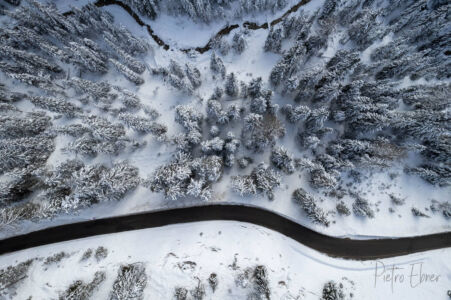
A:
292,188,329,226
109,58,144,85
185,63,202,89
118,113,167,138
264,28,283,53
104,35,146,74
210,52,226,79
68,42,108,73
225,72,239,97
30,96,81,118
270,146,295,174
232,31,247,54
281,104,311,124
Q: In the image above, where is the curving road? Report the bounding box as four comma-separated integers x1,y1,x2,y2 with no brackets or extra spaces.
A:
0,204,450,260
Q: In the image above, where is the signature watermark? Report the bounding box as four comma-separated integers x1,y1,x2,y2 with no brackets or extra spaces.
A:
374,260,441,292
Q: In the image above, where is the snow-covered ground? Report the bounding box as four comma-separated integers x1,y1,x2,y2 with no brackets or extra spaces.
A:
1,221,449,299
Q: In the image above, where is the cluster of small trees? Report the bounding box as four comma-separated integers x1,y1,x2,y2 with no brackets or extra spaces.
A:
0,159,141,229
0,3,162,225
242,113,285,153
1,1,148,86
125,0,289,23
145,153,223,201
0,109,55,208
263,0,450,190
33,159,140,216
63,116,129,156
60,271,106,300
173,272,221,300
0,0,449,231
0,259,34,297
232,163,281,200
152,60,202,94
234,265,271,300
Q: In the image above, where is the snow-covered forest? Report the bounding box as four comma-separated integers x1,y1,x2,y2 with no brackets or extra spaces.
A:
0,0,449,237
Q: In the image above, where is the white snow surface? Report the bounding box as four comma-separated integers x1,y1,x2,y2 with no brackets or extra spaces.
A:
1,221,450,299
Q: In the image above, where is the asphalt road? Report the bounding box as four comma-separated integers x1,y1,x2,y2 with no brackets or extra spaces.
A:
0,204,450,260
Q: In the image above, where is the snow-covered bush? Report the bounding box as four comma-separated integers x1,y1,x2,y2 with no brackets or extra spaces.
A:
110,263,147,300
208,273,218,292
297,133,320,150
321,280,345,300
390,194,405,206
174,287,188,300
411,207,430,218
249,265,271,300
237,157,253,169
44,252,70,265
336,201,351,216
430,200,451,219
60,271,105,300
190,280,206,300
352,196,375,218
95,246,108,261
